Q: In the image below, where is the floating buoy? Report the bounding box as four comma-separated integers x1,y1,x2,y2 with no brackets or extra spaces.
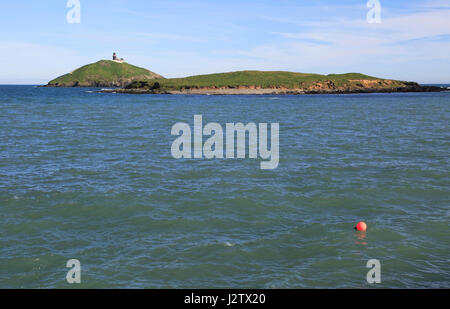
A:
355,221,367,231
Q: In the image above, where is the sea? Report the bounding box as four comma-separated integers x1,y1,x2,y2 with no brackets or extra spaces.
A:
0,85,449,288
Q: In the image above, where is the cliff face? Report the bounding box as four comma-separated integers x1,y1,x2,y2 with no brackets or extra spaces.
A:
47,60,164,87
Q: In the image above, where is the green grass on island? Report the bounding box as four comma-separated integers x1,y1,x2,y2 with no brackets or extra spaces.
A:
125,70,410,91
47,60,426,92
48,60,164,87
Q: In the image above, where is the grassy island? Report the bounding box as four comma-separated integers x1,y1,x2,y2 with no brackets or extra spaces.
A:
46,60,442,94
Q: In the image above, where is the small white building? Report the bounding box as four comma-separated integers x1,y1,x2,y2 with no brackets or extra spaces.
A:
112,52,125,63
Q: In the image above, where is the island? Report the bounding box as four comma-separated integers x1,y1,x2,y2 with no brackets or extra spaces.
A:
46,53,443,94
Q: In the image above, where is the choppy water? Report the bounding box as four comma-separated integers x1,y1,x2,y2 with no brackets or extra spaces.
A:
0,85,449,288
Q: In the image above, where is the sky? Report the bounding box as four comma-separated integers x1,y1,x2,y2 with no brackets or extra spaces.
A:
0,0,449,84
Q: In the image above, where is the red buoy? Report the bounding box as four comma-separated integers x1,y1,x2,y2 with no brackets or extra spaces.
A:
356,221,367,231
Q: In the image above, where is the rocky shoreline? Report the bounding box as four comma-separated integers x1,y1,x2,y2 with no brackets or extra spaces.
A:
98,83,444,95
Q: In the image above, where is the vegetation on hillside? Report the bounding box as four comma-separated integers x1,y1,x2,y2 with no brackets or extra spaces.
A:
125,70,407,91
48,60,164,87
48,62,432,94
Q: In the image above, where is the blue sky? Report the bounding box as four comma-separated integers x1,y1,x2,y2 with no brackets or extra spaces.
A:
0,0,449,84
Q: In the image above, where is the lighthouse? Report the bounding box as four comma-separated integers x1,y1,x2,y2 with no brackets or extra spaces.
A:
112,52,125,63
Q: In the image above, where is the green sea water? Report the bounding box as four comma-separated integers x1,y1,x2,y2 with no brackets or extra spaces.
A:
0,86,449,288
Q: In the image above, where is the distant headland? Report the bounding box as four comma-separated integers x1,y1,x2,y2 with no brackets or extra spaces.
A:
45,53,443,94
